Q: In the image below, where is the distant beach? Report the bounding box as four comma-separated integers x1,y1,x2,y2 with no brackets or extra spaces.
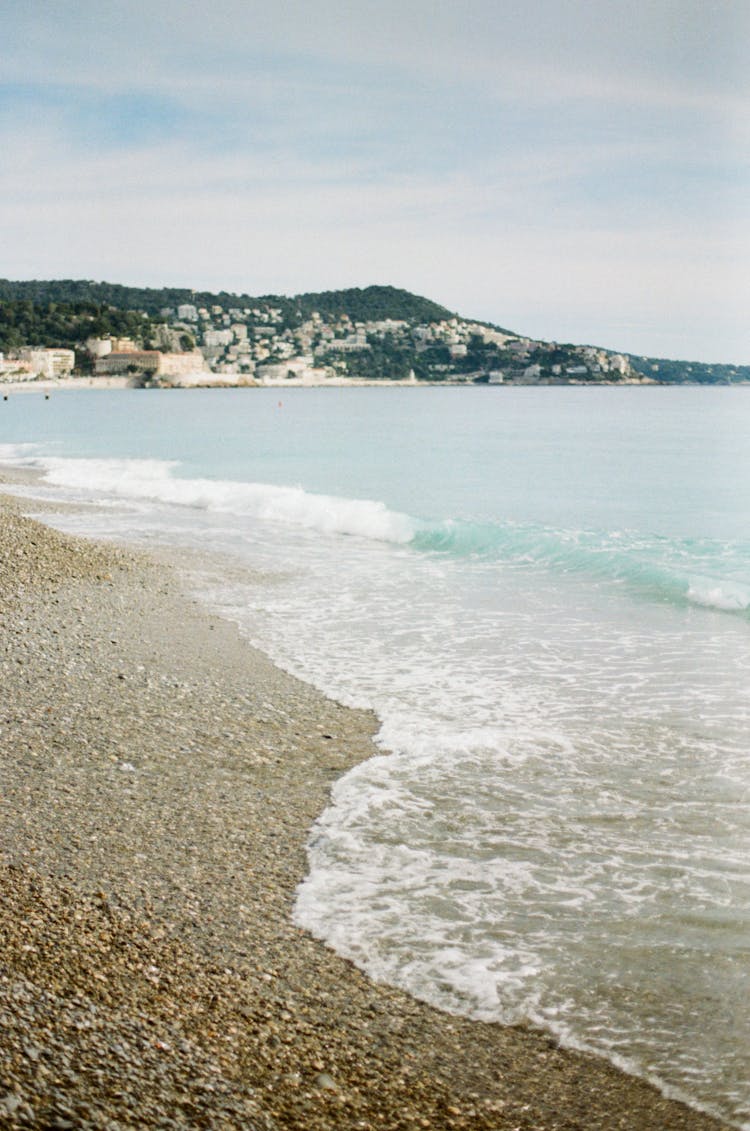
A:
0,376,136,394
0,375,427,391
0,473,731,1130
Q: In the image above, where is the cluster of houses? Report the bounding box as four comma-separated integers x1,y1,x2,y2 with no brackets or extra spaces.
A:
0,300,635,387
125,302,633,385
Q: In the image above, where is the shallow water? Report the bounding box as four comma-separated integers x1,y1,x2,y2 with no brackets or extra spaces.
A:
2,385,749,1126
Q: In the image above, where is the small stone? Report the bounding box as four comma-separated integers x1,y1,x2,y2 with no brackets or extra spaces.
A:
0,1093,22,1115
314,1072,339,1092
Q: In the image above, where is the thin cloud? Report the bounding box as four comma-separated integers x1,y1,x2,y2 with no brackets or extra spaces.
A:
1,0,748,362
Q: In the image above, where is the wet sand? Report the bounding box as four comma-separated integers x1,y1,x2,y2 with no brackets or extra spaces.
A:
0,485,729,1129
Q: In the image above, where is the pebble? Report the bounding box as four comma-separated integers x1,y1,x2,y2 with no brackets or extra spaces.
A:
313,1072,339,1092
0,1094,22,1115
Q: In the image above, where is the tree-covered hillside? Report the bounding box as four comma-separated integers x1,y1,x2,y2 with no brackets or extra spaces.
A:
0,299,157,353
293,285,453,324
629,355,750,384
0,279,453,327
0,279,195,318
0,279,267,320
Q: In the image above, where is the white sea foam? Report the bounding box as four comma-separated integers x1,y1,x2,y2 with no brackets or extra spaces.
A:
18,455,416,544
687,576,750,612
207,538,750,1129
0,442,45,460
5,450,750,620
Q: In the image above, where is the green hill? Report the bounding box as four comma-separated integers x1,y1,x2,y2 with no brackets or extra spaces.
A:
0,296,158,353
291,285,453,324
0,279,453,327
629,354,750,385
1,279,747,383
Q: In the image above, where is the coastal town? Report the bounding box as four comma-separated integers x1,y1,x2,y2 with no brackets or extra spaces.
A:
0,286,641,388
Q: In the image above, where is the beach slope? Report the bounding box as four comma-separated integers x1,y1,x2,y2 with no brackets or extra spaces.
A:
0,489,728,1130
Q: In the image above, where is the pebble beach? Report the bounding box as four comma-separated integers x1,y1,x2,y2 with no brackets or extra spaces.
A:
0,480,729,1131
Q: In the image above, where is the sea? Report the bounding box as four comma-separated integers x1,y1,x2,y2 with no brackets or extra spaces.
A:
1,385,748,1127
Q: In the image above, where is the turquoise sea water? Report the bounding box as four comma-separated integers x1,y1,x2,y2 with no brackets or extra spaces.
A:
2,385,749,1126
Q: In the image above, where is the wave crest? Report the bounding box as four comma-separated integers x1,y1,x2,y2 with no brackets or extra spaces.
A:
4,451,748,617
27,455,416,544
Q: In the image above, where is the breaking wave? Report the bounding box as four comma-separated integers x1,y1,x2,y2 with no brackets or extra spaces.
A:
3,450,748,616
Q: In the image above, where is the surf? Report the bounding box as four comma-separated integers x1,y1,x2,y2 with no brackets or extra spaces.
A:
9,449,748,618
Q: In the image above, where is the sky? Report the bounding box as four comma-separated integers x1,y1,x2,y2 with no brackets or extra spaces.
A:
1,0,748,362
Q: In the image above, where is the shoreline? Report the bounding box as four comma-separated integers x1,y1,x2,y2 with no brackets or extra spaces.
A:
0,375,715,394
0,376,138,393
0,484,731,1130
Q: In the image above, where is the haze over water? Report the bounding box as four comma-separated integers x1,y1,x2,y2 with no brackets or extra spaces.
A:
2,385,749,1127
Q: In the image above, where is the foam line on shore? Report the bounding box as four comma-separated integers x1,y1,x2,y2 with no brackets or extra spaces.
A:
0,486,732,1130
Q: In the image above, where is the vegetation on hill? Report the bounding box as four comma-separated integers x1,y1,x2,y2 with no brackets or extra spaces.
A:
0,299,156,354
629,355,750,384
0,280,453,328
332,335,415,381
0,279,252,320
293,285,453,324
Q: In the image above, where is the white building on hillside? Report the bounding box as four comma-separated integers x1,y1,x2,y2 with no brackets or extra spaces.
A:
86,337,113,358
158,351,211,379
20,348,75,378
204,329,235,347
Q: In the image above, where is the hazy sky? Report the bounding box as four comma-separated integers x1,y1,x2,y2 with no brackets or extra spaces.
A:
2,1,748,361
